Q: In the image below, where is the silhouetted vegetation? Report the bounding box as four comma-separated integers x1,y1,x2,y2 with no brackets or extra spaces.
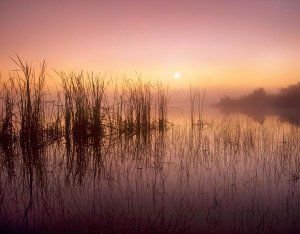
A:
0,58,170,150
1,58,300,233
217,83,300,110
216,83,300,125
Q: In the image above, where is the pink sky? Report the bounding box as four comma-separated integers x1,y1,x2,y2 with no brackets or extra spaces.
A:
0,0,299,93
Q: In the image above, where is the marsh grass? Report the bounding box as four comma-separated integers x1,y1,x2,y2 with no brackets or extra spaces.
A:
1,115,300,233
0,58,171,150
0,77,15,147
190,85,211,131
111,78,170,142
0,57,64,151
58,71,108,144
1,58,300,233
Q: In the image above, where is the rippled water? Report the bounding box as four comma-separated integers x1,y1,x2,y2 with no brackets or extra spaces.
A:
1,114,300,233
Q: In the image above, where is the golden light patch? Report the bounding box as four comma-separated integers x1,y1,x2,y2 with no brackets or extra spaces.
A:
173,72,181,80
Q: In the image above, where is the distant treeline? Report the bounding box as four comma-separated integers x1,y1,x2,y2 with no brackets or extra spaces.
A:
216,83,300,110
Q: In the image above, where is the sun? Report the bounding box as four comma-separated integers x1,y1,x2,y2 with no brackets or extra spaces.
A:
173,72,181,80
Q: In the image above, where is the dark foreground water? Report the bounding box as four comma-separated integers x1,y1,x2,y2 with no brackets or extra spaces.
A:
1,114,300,233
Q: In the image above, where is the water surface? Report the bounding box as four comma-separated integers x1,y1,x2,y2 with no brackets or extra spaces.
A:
1,113,300,233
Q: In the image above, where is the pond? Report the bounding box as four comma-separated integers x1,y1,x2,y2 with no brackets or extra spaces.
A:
1,112,300,233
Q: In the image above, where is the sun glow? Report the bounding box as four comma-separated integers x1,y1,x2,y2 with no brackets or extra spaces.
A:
173,72,181,80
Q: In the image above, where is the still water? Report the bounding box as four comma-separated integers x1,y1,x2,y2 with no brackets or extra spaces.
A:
1,112,300,233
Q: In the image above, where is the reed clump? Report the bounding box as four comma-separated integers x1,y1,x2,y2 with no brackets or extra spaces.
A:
115,79,152,136
2,63,300,233
0,57,63,150
190,85,211,131
58,71,107,144
157,83,169,132
112,79,169,139
0,57,172,150
56,68,170,143
0,77,15,147
14,57,47,148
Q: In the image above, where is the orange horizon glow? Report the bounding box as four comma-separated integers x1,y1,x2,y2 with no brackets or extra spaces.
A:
0,0,299,93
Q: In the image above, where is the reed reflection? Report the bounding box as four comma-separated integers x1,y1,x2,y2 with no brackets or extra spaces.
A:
1,59,300,233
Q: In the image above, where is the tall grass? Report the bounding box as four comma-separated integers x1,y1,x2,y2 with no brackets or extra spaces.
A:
0,57,64,151
190,85,208,130
12,56,47,148
0,77,15,146
0,57,171,149
157,82,169,132
1,114,300,233
58,71,108,144
7,58,300,233
57,73,169,144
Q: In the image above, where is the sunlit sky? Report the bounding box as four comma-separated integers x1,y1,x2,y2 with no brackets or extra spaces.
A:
0,0,299,95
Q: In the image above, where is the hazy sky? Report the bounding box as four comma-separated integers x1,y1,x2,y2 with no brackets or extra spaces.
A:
0,0,299,92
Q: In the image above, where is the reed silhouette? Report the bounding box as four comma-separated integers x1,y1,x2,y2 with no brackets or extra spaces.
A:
0,57,171,150
1,58,300,233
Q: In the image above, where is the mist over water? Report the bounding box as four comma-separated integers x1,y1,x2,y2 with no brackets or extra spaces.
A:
1,0,300,232
1,86,300,233
215,83,300,126
1,114,300,233
1,61,299,233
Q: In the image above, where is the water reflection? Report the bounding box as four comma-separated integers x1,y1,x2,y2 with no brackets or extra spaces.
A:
1,117,300,233
219,107,300,126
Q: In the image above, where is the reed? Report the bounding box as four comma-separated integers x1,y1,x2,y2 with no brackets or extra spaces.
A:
0,77,15,146
157,82,168,132
0,56,65,152
11,56,49,149
59,72,93,143
1,106,300,233
2,57,300,233
0,58,172,149
111,78,169,140
190,85,209,130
